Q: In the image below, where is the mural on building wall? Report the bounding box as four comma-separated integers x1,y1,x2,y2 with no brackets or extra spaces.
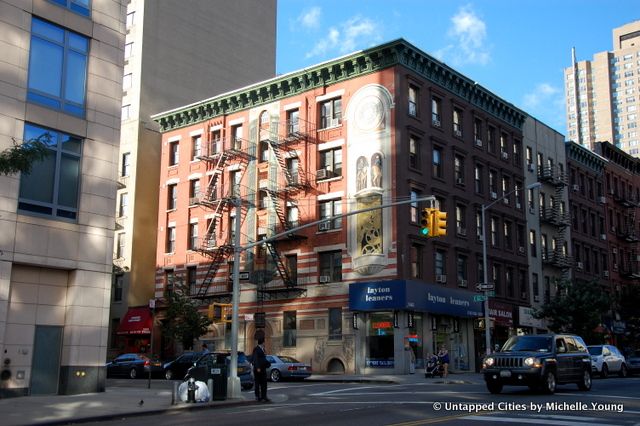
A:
346,85,394,276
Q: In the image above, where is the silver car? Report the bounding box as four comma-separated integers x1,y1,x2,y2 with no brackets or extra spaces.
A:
587,345,628,378
265,355,312,382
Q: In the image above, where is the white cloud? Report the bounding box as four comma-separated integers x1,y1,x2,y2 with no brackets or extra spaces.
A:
440,5,491,66
299,7,321,29
522,83,566,130
305,16,381,59
523,83,560,109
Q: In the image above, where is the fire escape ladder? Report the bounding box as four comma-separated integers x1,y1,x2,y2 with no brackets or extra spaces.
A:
265,188,289,231
196,245,233,299
264,241,294,288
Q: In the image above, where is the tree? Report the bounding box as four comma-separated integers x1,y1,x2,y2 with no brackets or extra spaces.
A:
618,284,640,348
160,278,212,350
0,136,50,176
533,278,610,343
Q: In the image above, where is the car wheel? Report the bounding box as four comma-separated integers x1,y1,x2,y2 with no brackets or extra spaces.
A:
129,368,138,379
578,369,592,391
487,382,502,394
165,369,173,380
601,364,608,378
543,371,556,394
619,364,628,378
270,369,281,382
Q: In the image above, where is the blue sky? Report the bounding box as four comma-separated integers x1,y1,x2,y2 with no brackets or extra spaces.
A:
277,0,639,134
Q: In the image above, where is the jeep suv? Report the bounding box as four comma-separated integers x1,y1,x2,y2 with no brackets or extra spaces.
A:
481,334,592,394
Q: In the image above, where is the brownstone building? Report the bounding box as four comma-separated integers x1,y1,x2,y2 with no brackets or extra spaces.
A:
151,39,530,374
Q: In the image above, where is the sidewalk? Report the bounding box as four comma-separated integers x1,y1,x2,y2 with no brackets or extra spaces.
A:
0,372,482,426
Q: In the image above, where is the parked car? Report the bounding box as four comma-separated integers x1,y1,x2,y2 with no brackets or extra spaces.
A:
587,345,628,378
265,355,312,382
626,349,640,375
482,334,592,394
185,351,254,390
106,353,163,379
163,351,202,380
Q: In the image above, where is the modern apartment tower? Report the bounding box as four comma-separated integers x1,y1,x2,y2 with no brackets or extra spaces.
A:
110,0,276,357
564,20,640,154
0,0,125,396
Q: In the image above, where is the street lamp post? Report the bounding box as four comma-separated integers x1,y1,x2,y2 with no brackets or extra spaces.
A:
481,182,541,356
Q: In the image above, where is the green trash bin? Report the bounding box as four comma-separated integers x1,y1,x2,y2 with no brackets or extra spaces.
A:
210,363,227,400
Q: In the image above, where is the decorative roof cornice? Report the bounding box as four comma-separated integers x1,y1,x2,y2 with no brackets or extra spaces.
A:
151,39,527,132
566,141,606,172
595,141,640,174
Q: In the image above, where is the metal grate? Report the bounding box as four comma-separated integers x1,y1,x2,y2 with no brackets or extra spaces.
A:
496,357,523,368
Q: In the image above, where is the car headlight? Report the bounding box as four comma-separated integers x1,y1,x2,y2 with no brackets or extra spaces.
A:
483,357,495,367
524,357,542,368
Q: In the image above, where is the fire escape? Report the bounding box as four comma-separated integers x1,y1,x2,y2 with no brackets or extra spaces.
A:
255,117,316,303
539,165,572,279
193,130,253,302
614,189,640,280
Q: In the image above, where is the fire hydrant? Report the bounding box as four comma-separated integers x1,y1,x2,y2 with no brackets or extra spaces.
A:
187,377,198,403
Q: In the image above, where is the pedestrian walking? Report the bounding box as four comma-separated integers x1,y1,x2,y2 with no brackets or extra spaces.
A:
251,336,271,402
438,345,450,379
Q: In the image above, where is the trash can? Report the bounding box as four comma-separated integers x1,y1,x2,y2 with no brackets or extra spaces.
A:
210,363,227,400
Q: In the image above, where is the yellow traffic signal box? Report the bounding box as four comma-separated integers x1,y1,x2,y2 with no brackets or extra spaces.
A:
420,207,434,236
432,209,448,237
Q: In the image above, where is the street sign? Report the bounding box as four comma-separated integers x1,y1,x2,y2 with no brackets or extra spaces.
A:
486,291,495,297
230,272,250,280
244,313,254,321
473,295,487,302
476,283,495,291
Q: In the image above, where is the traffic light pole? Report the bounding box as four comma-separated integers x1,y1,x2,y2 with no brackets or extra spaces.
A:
227,194,436,398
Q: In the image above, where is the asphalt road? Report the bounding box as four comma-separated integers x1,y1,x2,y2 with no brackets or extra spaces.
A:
94,376,640,425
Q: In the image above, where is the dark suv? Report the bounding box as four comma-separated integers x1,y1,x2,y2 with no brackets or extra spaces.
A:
481,334,592,394
185,351,254,390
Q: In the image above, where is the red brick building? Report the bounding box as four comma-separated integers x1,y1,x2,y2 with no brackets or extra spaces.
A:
152,39,528,374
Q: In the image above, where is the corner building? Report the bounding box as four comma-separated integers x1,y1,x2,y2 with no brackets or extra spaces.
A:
152,39,528,374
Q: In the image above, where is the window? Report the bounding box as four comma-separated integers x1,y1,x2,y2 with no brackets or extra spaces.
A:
286,254,298,284
454,155,464,184
474,118,482,143
113,275,123,302
476,210,483,240
283,311,297,347
500,133,509,158
532,273,539,299
319,147,342,178
258,190,268,209
192,135,201,160
118,192,128,217
474,164,483,193
121,104,131,120
411,244,422,278
320,98,342,129
189,179,200,204
287,158,299,184
166,225,176,253
28,18,89,116
409,136,419,169
319,199,342,230
490,217,499,246
259,141,269,162
18,123,82,220
513,140,522,165
526,146,533,169
50,0,90,16
487,126,496,153
286,203,299,228
431,97,441,126
502,176,511,203
287,109,299,135
328,308,342,341
529,229,537,257
434,250,446,276
408,85,418,116
504,221,513,249
319,250,342,282
432,147,442,178
493,264,502,295
165,270,175,293
456,254,467,286
187,266,197,296
124,42,133,59
167,184,177,210
259,110,269,125
489,170,498,195
231,125,243,150
169,142,179,166
456,204,466,235
189,222,198,250
126,11,134,27
506,267,514,298
116,233,125,258
230,171,241,197
121,152,130,177
410,190,421,223
453,108,463,136
122,73,132,90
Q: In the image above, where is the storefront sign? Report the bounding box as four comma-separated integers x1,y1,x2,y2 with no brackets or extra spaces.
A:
349,280,483,317
489,300,514,326
366,359,394,368
372,321,393,329
518,306,545,329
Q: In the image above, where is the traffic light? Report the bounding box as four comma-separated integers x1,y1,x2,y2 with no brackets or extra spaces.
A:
432,209,448,237
208,303,232,322
420,208,434,236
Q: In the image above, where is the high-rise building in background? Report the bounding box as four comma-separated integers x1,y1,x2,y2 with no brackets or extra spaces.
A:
564,20,640,154
110,0,276,357
0,0,125,396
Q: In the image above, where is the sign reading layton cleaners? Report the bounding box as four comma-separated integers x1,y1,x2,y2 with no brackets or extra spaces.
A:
349,280,483,317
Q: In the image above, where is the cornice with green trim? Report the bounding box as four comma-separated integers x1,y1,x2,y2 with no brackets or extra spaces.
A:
152,39,527,132
566,141,606,172
596,141,640,174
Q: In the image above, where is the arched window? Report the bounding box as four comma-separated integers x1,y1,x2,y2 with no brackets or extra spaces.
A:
260,110,269,125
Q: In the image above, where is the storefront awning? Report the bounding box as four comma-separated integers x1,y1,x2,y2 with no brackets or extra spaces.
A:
117,307,152,335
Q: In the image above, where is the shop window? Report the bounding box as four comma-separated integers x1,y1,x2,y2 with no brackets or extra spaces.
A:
366,312,394,368
283,311,297,347
328,308,342,340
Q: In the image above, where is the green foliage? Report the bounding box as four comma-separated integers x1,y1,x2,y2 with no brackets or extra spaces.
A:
618,284,640,345
160,278,212,350
0,135,50,176
533,279,610,343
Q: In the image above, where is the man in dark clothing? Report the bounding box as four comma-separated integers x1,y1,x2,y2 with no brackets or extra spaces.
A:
252,337,270,402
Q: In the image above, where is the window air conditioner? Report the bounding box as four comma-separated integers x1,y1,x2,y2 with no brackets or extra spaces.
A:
316,169,328,180
456,178,464,185
501,151,509,160
527,163,534,172
603,270,609,278
534,295,540,302
432,119,441,127
597,196,606,204
319,275,331,283
490,191,498,200
576,262,584,270
475,139,483,147
572,184,580,192
515,201,522,209
454,130,462,137
613,263,618,270
600,234,607,240
457,227,467,236
518,246,525,254
318,222,332,231
435,274,447,283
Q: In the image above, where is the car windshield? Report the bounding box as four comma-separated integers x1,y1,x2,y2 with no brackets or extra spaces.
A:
277,356,300,363
588,346,603,356
501,336,552,352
